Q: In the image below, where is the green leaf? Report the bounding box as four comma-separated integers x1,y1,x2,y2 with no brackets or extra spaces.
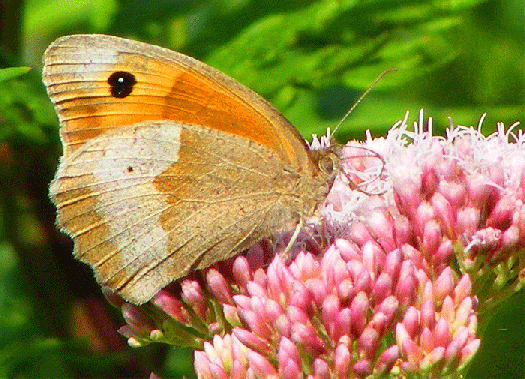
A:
0,67,31,82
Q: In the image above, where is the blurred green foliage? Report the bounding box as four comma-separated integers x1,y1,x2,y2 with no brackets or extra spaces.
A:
0,0,523,377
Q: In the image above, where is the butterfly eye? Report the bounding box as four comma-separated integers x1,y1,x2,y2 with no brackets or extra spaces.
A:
108,71,137,98
314,149,339,177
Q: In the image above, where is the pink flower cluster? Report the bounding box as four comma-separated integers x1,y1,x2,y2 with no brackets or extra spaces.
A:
115,115,524,378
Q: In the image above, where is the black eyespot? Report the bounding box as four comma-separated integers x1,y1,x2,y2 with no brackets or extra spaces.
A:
126,166,134,173
108,71,136,98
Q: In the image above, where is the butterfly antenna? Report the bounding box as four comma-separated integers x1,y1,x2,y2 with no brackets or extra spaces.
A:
331,68,397,138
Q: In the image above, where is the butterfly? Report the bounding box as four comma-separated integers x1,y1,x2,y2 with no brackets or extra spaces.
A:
43,34,340,304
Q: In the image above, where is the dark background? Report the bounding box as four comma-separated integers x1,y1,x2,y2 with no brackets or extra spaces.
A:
0,0,523,377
